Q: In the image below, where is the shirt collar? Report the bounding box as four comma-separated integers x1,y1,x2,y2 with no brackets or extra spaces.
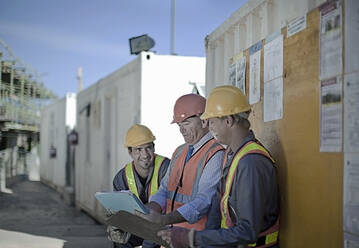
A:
191,132,213,154
229,130,256,155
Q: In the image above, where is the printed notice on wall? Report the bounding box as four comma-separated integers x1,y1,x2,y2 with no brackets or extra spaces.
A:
229,53,246,94
344,72,359,153
320,76,342,152
287,15,307,38
229,62,236,86
344,232,359,248
249,41,262,104
264,77,283,122
344,153,359,237
319,0,342,80
345,0,359,74
264,34,283,82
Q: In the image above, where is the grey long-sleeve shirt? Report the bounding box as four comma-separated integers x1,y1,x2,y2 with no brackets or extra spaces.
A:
195,131,279,247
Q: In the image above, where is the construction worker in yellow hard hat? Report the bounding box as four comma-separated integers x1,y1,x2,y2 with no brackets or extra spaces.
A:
158,85,280,248
108,124,170,248
135,94,224,232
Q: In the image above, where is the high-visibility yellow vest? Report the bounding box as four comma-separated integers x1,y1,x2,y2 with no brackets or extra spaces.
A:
125,154,165,201
220,141,279,248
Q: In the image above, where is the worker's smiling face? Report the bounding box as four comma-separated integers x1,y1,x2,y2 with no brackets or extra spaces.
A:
208,117,228,145
178,116,204,145
129,142,155,170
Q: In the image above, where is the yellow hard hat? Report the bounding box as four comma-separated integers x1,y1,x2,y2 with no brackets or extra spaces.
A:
124,124,156,148
201,85,250,120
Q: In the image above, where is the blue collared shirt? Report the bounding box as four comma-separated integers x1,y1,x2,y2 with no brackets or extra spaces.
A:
150,132,224,224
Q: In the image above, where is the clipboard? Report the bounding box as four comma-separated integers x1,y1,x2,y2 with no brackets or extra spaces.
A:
106,211,169,247
95,191,149,214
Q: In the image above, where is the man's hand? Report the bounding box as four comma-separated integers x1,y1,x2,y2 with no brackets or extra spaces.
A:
107,226,131,244
146,201,163,213
157,227,190,248
134,208,166,225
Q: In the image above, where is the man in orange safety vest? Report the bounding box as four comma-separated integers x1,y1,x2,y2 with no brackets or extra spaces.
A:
158,86,280,248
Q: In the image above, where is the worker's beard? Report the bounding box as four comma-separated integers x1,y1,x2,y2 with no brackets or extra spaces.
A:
138,158,153,170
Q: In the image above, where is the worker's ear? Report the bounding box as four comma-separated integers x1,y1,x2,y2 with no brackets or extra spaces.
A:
224,115,234,127
201,119,208,128
127,147,134,158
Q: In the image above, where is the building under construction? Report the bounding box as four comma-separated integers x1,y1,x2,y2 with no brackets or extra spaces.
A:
0,39,56,188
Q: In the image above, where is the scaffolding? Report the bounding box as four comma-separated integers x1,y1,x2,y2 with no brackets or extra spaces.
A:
0,38,56,132
0,38,57,189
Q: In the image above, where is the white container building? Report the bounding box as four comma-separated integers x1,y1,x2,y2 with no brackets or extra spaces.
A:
75,52,205,220
40,93,76,194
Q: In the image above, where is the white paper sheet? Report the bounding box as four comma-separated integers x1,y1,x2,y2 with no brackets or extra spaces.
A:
344,72,359,152
320,1,342,80
235,56,246,94
264,77,283,122
287,15,307,38
345,0,359,74
320,76,342,152
228,54,246,94
264,34,283,82
249,50,261,104
344,232,359,248
228,62,236,86
344,153,359,236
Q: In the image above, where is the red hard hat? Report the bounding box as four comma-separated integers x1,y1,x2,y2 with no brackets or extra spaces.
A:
171,94,206,124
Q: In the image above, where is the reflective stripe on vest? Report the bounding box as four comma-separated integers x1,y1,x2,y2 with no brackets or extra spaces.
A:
220,141,278,248
248,217,279,248
124,154,165,200
166,139,224,231
149,155,165,197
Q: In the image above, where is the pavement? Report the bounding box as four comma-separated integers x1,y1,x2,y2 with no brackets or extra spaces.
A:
0,179,112,248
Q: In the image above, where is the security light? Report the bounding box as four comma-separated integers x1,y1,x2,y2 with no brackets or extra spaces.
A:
129,34,155,55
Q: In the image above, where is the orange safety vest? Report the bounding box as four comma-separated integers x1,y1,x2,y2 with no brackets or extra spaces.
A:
166,138,224,231
125,154,166,201
220,141,279,248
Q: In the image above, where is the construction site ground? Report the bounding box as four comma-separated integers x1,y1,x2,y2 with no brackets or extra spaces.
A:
0,179,112,248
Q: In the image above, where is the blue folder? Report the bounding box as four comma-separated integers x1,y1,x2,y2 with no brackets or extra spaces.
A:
95,190,149,214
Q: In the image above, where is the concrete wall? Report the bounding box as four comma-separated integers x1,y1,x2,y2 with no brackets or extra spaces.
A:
40,93,76,191
75,52,205,221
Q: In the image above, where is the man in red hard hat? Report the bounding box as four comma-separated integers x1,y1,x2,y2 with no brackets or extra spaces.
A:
136,94,224,232
158,86,279,248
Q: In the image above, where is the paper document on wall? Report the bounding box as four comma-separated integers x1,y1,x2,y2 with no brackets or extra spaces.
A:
236,56,246,94
249,41,262,104
287,15,307,38
344,153,359,236
228,62,236,87
319,1,342,80
229,53,246,94
320,76,342,152
95,190,149,214
264,77,283,122
344,232,359,248
264,34,283,82
344,72,359,153
345,0,359,74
